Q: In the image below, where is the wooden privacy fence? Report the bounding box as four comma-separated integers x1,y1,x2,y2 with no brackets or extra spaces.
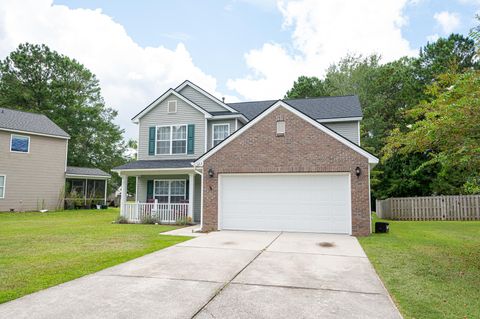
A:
376,195,480,221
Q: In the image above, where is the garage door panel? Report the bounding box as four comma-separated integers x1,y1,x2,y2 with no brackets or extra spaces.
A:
219,174,351,234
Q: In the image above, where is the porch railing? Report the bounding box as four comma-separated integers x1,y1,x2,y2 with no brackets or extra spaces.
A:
121,202,189,224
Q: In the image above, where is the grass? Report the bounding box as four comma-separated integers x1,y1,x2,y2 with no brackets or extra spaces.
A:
0,208,191,304
358,215,480,319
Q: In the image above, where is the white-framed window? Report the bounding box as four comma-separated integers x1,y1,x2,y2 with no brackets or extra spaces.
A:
154,179,186,203
276,120,285,136
156,125,187,155
10,134,30,153
0,175,5,199
167,100,177,113
212,123,230,147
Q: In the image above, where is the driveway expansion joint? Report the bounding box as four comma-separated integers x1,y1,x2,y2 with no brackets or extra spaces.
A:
230,282,385,296
191,232,283,318
265,249,368,258
176,245,261,252
97,274,224,285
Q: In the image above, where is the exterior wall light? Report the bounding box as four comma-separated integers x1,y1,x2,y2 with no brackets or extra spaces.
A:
355,166,361,177
208,168,214,178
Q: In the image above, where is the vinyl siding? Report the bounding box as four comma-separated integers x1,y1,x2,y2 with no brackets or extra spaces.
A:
178,86,227,112
138,93,206,160
206,119,237,150
0,130,67,211
137,174,201,223
322,121,360,145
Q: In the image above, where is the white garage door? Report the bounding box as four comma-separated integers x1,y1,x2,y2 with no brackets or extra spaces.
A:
219,174,351,234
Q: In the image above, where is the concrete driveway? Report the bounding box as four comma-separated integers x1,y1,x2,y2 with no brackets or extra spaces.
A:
0,230,401,319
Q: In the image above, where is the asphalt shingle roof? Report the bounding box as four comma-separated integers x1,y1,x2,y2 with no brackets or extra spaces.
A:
0,108,70,138
113,159,193,170
66,166,111,178
227,95,362,120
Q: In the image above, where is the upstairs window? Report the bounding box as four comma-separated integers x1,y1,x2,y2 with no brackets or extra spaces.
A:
156,125,187,155
167,100,177,113
157,126,171,155
172,125,187,154
212,124,230,147
10,134,30,153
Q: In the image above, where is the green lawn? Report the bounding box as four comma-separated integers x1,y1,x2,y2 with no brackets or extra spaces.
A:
0,208,191,304
359,215,480,319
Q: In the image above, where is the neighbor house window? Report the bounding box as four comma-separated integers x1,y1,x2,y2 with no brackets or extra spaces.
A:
212,123,230,147
167,100,177,113
0,175,5,199
154,180,186,203
156,125,187,155
10,134,30,153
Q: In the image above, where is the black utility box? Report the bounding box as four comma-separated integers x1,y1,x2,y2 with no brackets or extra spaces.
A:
375,222,389,233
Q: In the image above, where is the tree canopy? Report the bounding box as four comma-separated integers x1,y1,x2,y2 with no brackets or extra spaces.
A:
0,43,126,175
284,32,480,198
384,71,480,194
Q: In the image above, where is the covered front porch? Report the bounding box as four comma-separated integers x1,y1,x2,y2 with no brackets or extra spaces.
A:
113,161,202,224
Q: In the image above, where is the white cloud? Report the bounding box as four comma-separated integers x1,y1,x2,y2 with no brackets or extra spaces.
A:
433,11,461,34
227,0,416,100
0,0,222,139
426,34,440,42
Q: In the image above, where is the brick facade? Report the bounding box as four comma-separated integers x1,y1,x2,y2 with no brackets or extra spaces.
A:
201,106,371,236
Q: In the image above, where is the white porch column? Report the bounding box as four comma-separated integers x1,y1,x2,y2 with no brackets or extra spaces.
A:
120,175,128,216
188,173,195,221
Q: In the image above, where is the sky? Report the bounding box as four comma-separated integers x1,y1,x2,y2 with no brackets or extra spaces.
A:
0,0,478,139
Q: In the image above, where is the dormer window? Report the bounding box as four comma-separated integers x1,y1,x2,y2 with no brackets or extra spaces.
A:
167,100,177,113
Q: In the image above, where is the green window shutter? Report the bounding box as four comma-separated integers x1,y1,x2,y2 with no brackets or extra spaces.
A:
187,124,195,154
147,180,154,200
148,127,156,155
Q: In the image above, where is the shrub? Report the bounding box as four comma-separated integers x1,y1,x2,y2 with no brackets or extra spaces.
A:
115,215,129,224
141,215,158,224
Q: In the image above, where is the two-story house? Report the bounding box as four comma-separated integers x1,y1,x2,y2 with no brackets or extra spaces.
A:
113,81,378,236
0,108,110,212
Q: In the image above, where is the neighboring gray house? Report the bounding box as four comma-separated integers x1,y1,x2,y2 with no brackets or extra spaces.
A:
113,80,378,236
0,108,110,212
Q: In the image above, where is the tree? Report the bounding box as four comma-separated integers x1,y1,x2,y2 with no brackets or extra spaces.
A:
285,76,327,99
0,43,126,175
470,15,480,57
414,34,479,86
284,55,427,199
384,71,480,194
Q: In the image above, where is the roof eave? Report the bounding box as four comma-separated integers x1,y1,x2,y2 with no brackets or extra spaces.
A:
0,127,70,139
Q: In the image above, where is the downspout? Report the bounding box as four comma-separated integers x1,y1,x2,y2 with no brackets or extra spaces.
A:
192,162,203,232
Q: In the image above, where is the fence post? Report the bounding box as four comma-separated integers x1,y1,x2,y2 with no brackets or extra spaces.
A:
376,199,381,218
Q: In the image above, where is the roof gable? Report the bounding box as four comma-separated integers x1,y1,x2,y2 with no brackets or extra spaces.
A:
175,80,238,113
0,108,69,139
194,100,378,165
132,89,212,123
